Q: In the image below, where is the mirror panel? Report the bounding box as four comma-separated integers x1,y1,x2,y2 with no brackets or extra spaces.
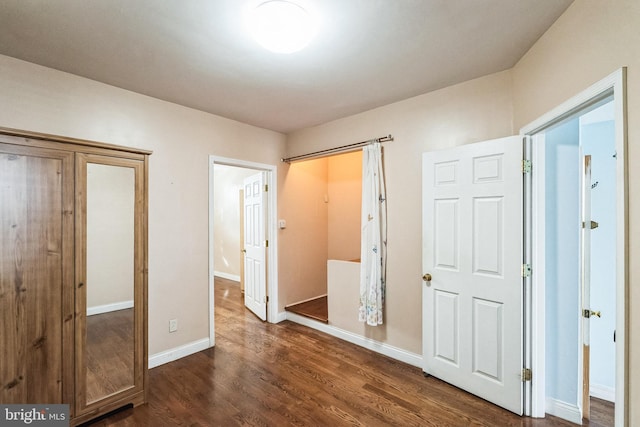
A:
85,162,136,404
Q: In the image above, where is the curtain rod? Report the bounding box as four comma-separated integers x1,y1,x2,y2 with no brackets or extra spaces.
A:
281,134,393,163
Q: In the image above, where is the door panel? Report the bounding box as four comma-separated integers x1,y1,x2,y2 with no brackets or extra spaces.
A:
472,298,503,381
473,197,503,276
422,135,523,414
434,290,459,364
74,153,145,416
434,199,459,270
0,143,74,405
243,172,267,321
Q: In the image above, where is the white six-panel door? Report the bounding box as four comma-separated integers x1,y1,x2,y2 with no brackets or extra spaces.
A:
422,136,523,414
243,172,267,321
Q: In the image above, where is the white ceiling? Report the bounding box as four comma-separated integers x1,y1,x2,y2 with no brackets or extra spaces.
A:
0,0,573,134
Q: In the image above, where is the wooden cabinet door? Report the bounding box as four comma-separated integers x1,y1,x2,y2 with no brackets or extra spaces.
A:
74,153,146,419
0,142,75,405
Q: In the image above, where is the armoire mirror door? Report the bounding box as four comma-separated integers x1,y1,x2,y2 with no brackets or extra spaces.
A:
75,153,145,415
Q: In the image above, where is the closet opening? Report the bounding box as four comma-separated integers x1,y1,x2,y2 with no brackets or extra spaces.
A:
284,150,362,324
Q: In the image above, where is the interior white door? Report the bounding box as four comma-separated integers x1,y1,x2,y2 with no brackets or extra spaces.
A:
422,135,523,414
581,154,592,419
243,172,267,321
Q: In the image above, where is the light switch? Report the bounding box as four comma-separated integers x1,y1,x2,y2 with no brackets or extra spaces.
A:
278,219,286,229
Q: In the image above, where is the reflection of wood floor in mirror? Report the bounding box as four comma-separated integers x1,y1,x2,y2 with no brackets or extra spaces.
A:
86,308,134,404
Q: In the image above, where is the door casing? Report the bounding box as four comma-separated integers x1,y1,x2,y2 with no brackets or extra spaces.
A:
520,68,627,425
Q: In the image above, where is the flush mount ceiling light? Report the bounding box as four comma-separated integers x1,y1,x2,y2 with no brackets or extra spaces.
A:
246,0,319,54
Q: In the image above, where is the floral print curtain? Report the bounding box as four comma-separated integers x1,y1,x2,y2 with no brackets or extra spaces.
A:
359,142,387,326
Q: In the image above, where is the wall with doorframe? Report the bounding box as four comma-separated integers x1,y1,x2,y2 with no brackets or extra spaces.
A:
283,70,515,354
512,0,638,423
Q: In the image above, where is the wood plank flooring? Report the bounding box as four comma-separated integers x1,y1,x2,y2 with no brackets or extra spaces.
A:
285,296,328,323
87,277,612,426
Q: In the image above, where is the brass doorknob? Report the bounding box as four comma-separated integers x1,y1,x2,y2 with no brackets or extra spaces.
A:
422,273,432,282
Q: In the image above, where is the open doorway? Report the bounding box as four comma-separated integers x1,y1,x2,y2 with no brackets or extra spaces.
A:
208,156,278,345
522,69,627,426
536,99,615,424
283,150,363,324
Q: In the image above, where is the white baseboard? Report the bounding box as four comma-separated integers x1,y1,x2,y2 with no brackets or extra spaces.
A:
214,271,240,282
284,294,327,308
590,384,615,402
546,397,582,425
285,312,422,368
148,338,211,369
273,311,287,323
87,300,134,316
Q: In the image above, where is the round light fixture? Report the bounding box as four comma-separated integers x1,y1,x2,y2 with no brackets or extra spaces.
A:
246,0,318,54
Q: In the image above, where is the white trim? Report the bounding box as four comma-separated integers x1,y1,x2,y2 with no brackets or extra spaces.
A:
521,68,627,425
545,398,582,425
590,384,616,403
529,133,546,418
214,271,241,282
285,312,422,368
87,300,134,316
209,155,279,350
284,294,327,308
208,157,216,347
148,338,210,369
274,311,287,323
612,69,628,427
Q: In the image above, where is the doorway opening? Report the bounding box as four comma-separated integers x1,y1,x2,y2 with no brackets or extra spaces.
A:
283,150,363,324
208,156,278,346
522,69,627,425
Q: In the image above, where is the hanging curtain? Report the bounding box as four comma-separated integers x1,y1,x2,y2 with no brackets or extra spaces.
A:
359,142,387,326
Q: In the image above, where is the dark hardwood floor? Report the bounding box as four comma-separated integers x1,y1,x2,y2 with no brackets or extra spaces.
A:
285,296,328,323
88,277,612,426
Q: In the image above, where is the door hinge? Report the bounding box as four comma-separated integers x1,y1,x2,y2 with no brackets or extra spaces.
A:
264,184,268,192
265,239,269,247
582,220,599,229
521,263,532,278
522,159,532,174
522,368,532,382
264,296,269,303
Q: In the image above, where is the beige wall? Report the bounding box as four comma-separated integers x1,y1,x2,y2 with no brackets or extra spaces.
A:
279,150,361,306
285,71,514,353
511,0,639,422
328,151,362,261
0,54,287,356
278,158,329,305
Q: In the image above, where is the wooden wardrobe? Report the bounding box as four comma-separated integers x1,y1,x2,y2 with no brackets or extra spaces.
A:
0,129,149,425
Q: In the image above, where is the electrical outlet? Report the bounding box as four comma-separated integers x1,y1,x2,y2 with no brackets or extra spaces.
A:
169,319,178,333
